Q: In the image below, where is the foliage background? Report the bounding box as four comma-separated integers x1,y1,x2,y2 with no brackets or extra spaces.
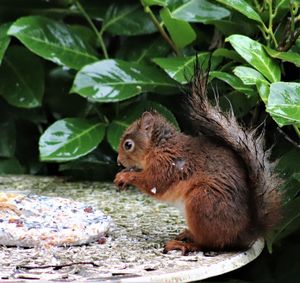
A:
0,0,300,281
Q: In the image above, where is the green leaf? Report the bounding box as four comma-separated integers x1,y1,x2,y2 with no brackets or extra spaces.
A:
0,46,44,108
210,71,256,96
215,0,263,23
0,23,11,64
233,66,268,85
219,89,258,118
39,118,106,161
59,151,117,181
102,4,156,36
70,25,98,51
265,47,300,67
267,82,300,126
172,0,230,23
71,59,177,103
0,121,15,158
281,177,300,204
277,149,300,179
107,121,128,152
153,54,222,84
211,18,257,37
142,0,167,6
8,16,98,70
226,35,281,83
0,158,25,174
269,196,300,244
116,36,170,63
276,149,300,203
213,48,243,62
256,80,270,104
160,7,196,49
45,67,87,118
78,0,109,21
292,173,300,183
107,101,179,151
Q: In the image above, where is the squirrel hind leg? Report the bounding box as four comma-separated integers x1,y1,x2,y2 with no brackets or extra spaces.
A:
163,239,201,256
175,228,194,242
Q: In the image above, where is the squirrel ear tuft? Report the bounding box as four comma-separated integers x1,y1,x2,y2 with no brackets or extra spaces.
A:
140,111,154,133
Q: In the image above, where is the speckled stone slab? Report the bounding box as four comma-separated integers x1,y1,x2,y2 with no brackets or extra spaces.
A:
0,175,264,282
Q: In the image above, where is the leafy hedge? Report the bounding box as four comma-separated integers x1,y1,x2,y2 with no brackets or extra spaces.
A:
0,0,300,279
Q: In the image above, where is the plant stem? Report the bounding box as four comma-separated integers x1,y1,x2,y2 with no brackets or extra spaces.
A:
143,5,179,55
293,125,300,139
267,0,278,48
253,0,260,11
277,127,300,149
74,0,108,59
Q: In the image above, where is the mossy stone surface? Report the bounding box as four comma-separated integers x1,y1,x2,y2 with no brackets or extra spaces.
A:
0,175,264,282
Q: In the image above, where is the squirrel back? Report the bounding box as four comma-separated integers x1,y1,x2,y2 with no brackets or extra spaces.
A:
186,70,282,235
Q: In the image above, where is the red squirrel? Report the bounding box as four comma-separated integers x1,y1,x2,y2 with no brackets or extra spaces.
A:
114,71,282,255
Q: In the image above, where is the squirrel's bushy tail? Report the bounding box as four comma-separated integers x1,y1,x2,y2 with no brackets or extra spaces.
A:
187,70,282,235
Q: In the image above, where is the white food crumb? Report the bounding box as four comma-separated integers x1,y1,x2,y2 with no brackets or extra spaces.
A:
151,187,157,194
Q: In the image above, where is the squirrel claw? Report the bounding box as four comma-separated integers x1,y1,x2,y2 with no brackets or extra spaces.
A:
114,172,132,191
203,251,219,257
163,239,200,256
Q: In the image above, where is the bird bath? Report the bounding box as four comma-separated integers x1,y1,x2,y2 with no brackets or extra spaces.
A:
0,175,264,282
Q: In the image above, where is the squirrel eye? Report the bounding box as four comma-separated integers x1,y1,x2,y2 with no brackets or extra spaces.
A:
123,139,135,152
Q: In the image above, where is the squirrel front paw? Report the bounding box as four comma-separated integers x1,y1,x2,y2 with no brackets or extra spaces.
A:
114,172,133,191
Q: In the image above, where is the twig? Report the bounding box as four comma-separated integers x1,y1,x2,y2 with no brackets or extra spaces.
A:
17,261,100,270
278,28,300,51
293,124,300,139
74,0,108,59
141,3,179,55
277,127,300,149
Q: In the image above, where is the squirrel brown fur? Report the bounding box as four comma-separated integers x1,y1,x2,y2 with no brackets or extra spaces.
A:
114,70,282,255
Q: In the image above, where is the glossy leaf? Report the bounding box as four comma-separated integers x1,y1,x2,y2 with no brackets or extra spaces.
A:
213,48,243,62
160,7,196,49
116,36,170,63
8,16,98,70
78,0,110,21
215,0,263,23
211,18,257,37
0,121,16,158
0,46,44,108
265,47,300,67
0,158,25,174
219,90,258,118
268,196,300,245
102,4,156,36
153,54,222,84
0,23,11,64
59,151,117,181
233,66,268,85
267,82,300,126
39,118,106,161
226,35,281,83
70,25,98,51
277,149,300,179
45,67,87,118
71,59,177,103
256,81,270,104
142,0,167,6
209,71,255,96
107,101,179,151
172,0,230,23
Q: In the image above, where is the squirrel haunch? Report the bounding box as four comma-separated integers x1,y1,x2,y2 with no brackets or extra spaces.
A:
114,74,282,254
